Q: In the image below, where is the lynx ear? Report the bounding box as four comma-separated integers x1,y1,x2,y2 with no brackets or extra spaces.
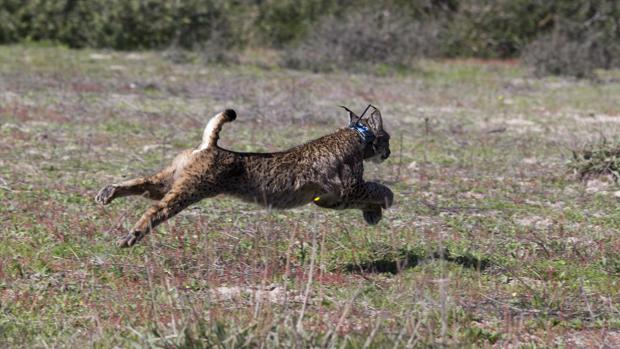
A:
368,106,383,130
340,105,358,124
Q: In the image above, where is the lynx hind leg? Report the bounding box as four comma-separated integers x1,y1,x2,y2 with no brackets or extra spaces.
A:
95,167,174,205
117,180,217,247
117,191,191,247
95,184,117,205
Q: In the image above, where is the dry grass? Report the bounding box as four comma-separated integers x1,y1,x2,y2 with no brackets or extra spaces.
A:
1,45,620,348
571,141,620,182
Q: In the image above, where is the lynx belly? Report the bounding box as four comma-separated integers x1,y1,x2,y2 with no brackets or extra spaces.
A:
234,187,319,209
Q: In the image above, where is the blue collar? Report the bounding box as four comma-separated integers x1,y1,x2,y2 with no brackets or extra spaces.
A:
349,123,375,144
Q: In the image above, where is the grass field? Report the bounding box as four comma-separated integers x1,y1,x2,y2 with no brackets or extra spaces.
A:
1,45,620,348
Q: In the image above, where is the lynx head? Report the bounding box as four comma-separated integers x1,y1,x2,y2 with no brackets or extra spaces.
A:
345,105,391,163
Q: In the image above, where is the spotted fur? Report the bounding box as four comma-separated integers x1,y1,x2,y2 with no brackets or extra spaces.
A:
96,107,393,247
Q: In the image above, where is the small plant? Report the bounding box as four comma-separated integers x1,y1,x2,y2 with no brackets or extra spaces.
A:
569,141,620,181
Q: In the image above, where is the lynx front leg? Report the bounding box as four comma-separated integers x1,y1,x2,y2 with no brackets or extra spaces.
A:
362,204,383,225
314,198,383,225
346,182,394,209
314,182,393,225
348,182,393,225
95,168,173,205
324,182,393,209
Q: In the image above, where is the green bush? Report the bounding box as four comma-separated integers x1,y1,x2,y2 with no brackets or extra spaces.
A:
0,0,20,42
439,0,555,58
521,0,620,78
0,0,246,49
254,0,336,47
283,5,444,72
0,0,619,77
0,0,339,50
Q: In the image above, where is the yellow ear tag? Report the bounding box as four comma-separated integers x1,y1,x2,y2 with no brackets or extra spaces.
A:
314,197,321,202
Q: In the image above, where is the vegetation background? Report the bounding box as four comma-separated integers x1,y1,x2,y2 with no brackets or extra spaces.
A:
1,0,620,348
1,0,619,76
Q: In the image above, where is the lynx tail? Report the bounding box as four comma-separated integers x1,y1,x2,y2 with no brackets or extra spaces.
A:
196,109,237,152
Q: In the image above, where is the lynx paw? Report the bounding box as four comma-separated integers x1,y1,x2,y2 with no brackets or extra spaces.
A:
95,185,116,205
363,209,382,225
116,230,143,248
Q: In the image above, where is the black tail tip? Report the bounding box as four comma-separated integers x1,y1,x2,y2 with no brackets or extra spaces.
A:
223,109,237,121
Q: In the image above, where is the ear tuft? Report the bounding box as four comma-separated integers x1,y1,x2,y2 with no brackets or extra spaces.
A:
223,109,237,121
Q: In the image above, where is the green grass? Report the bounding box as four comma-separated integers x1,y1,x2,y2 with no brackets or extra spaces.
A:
1,45,620,348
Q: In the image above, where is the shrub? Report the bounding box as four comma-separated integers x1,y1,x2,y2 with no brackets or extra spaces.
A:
283,6,444,72
0,0,246,50
1,0,619,74
521,0,620,78
439,0,556,58
522,30,608,79
570,141,620,182
254,0,337,47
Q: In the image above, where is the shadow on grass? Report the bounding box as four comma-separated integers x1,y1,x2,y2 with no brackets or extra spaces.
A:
344,247,490,275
